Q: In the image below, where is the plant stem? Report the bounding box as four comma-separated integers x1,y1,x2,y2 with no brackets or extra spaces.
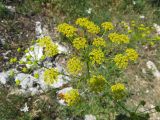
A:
134,103,141,113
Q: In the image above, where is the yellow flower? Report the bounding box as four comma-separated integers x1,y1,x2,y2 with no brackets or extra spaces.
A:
64,89,80,106
34,73,39,79
44,43,58,57
38,36,52,47
88,75,106,92
9,57,17,64
101,22,114,31
125,48,138,61
73,37,87,50
76,17,100,34
86,22,100,34
44,68,59,85
15,79,21,86
75,17,89,27
17,48,21,52
92,37,106,47
128,30,132,33
90,48,105,64
111,83,125,99
114,54,128,69
19,60,25,64
67,57,83,75
38,36,58,57
108,33,129,44
22,67,28,73
57,23,77,37
111,83,125,93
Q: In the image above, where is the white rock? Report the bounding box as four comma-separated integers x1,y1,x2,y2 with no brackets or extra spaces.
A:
146,61,160,80
85,114,96,120
0,72,8,84
43,61,53,68
35,21,43,39
29,87,40,95
21,44,43,68
0,69,18,84
52,75,68,88
57,87,72,94
15,73,36,89
55,42,68,54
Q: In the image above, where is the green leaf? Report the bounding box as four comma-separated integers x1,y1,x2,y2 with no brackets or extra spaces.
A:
140,100,146,106
155,106,160,112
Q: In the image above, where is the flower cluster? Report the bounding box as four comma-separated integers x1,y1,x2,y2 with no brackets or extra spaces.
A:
44,43,58,57
44,68,59,85
89,48,105,65
10,57,17,64
108,33,129,44
111,83,125,99
76,18,100,34
88,75,106,92
101,22,114,31
92,37,106,47
73,37,87,50
38,36,52,47
64,89,80,106
138,24,151,38
114,54,128,69
125,48,138,61
38,36,58,57
57,23,77,37
67,57,83,75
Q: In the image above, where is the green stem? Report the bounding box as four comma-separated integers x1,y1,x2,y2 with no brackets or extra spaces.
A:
134,103,141,113
86,59,90,78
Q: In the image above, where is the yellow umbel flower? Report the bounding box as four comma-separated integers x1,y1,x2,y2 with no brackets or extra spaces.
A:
44,43,58,57
9,57,17,64
73,37,87,50
88,75,106,93
64,89,80,106
90,48,105,64
38,36,52,47
75,17,89,27
67,57,83,75
92,37,106,47
15,79,21,86
108,33,129,44
76,17,100,34
101,22,114,31
44,68,59,85
125,48,138,61
86,22,100,34
111,83,125,99
114,54,128,69
38,36,58,57
57,23,77,37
